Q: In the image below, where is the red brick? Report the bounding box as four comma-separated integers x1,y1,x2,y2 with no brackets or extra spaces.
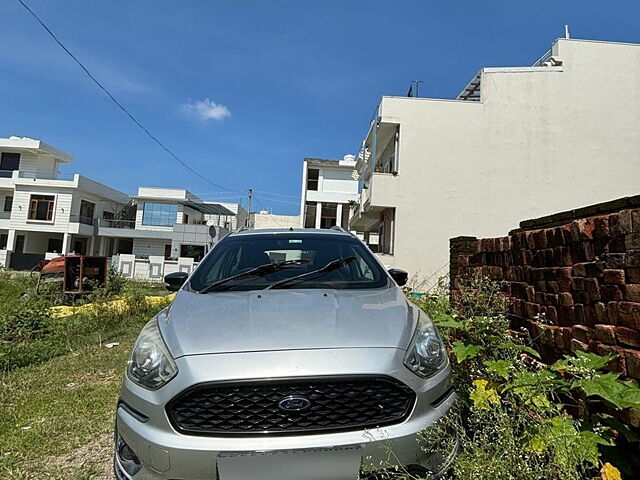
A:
607,302,620,325
628,268,640,284
584,306,598,327
573,325,594,344
619,210,634,234
622,408,640,429
595,302,607,323
625,350,640,378
594,324,616,344
618,302,640,329
602,253,626,269
603,269,625,284
558,292,574,306
572,277,585,290
609,213,621,237
571,338,589,352
525,302,540,319
546,306,558,325
615,326,640,348
593,215,611,239
601,284,624,302
557,306,574,327
574,304,585,324
584,278,601,302
573,264,587,277
526,286,535,303
624,285,640,302
628,250,640,267
633,210,640,233
594,343,627,374
626,234,640,250
583,242,596,262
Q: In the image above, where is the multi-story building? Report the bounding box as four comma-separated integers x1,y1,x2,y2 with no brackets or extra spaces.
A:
0,136,129,269
299,156,359,230
349,38,640,282
0,137,246,273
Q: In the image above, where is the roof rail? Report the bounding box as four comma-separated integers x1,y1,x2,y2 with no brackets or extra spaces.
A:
330,226,353,236
235,226,250,233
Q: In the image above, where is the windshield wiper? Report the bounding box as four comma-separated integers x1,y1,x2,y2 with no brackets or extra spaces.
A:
264,256,356,290
199,259,309,293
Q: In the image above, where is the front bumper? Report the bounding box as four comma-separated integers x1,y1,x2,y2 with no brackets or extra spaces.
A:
115,348,456,479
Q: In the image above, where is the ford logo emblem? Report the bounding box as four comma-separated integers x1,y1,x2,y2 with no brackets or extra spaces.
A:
278,395,311,412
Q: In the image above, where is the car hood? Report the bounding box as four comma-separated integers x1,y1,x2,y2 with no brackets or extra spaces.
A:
159,286,415,357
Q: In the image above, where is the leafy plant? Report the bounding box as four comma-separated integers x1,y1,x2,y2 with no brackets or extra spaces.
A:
407,276,638,480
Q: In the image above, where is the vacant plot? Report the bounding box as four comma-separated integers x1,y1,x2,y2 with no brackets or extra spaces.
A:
0,269,170,479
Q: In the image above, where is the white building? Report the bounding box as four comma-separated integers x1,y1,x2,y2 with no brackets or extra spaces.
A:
349,38,640,283
0,136,129,269
251,210,300,229
299,156,359,229
0,137,247,275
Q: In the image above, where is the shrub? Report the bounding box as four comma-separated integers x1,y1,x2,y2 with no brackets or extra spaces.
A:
409,277,639,480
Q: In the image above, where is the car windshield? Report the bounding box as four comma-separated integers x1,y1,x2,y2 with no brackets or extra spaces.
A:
189,233,389,292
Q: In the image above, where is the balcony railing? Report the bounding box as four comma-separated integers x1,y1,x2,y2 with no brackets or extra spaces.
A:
97,218,136,229
69,215,96,226
17,171,76,181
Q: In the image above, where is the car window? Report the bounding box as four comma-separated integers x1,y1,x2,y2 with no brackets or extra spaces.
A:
190,233,388,291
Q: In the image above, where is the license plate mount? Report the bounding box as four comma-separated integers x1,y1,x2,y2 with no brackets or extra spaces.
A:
217,446,362,480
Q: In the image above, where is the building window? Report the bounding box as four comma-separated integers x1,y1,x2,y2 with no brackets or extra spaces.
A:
3,195,12,212
307,168,319,191
0,234,7,250
183,213,189,224
47,238,63,253
79,200,95,225
164,244,173,259
0,152,20,174
28,195,55,221
320,202,337,229
102,211,114,220
142,202,178,227
180,244,205,262
303,202,317,228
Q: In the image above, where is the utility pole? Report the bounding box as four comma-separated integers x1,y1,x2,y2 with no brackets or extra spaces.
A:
246,189,253,228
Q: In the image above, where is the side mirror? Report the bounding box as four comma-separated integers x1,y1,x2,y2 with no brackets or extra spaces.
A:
388,268,408,287
164,271,188,292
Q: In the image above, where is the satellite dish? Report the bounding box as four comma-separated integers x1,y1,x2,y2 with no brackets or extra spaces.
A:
208,225,217,239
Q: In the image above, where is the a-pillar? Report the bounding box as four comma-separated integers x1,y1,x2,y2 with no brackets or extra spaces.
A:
62,233,71,255
314,202,322,229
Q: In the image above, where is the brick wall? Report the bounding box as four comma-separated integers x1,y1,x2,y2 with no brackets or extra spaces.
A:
450,195,640,385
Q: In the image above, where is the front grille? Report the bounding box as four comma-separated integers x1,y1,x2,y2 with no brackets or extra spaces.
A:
167,376,416,436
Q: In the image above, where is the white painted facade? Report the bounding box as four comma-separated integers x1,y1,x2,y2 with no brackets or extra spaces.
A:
349,38,640,283
252,211,300,229
299,156,359,229
0,137,246,276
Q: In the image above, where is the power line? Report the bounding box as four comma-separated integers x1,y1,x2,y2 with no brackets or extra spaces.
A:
16,0,237,194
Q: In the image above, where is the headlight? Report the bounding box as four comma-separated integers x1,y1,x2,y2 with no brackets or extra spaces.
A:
127,318,178,390
404,311,447,378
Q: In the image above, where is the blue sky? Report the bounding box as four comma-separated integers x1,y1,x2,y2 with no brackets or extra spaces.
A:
0,0,637,214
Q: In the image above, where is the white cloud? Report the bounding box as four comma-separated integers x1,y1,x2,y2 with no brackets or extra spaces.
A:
183,98,231,121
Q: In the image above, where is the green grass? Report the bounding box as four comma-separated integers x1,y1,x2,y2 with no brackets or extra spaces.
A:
0,270,171,479
0,328,139,479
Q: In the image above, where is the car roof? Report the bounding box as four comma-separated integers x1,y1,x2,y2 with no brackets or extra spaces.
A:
230,227,352,237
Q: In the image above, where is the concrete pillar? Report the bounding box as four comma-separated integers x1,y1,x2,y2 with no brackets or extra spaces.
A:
99,237,107,256
62,233,71,255
6,230,16,252
113,238,119,255
89,236,96,255
336,203,343,228
315,202,322,229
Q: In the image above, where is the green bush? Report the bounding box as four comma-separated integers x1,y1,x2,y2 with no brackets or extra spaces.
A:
0,269,171,371
409,277,639,480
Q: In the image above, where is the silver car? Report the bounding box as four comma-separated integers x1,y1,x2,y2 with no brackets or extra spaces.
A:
114,228,456,480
